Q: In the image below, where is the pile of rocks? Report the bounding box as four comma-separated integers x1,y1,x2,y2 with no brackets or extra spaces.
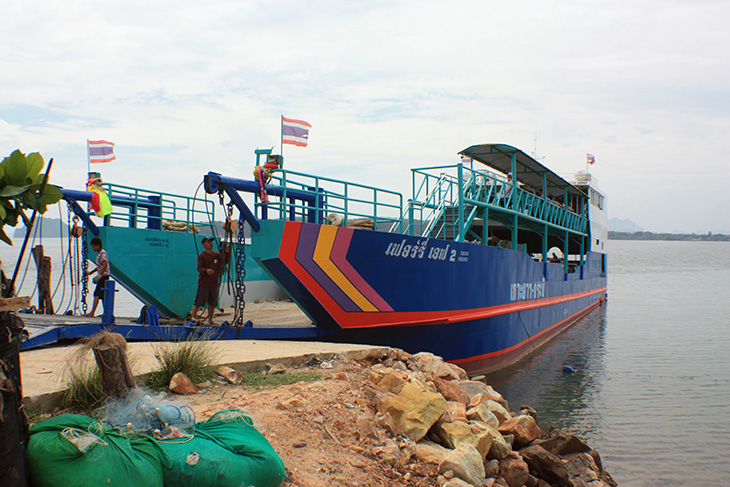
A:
361,350,616,487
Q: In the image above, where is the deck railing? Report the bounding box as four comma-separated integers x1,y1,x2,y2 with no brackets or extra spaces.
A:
101,183,216,232
259,170,404,231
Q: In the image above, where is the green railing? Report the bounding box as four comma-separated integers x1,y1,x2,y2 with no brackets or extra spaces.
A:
101,183,217,232
405,164,588,242
260,169,404,231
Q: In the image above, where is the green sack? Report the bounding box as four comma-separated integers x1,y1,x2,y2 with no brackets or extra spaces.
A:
158,409,285,487
27,414,166,487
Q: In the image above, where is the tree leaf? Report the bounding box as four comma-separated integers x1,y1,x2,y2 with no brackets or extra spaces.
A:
0,184,31,197
0,227,12,245
40,184,63,205
2,150,29,186
26,152,44,179
0,205,5,220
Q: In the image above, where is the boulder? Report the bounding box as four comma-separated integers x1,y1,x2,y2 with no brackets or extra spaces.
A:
440,401,468,423
457,380,489,401
466,402,500,428
498,452,530,487
485,400,512,425
429,377,470,404
383,380,447,441
518,445,568,486
536,429,591,456
433,420,494,460
169,372,197,394
484,458,500,478
378,370,407,394
498,414,541,448
415,440,451,464
486,426,512,460
442,479,473,487
408,352,467,380
439,444,486,486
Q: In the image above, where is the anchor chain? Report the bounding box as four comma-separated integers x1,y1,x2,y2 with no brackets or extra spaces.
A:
81,229,89,315
231,212,246,326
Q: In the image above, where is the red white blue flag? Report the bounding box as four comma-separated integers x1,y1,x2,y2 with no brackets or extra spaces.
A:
586,153,595,165
88,140,116,163
282,117,311,147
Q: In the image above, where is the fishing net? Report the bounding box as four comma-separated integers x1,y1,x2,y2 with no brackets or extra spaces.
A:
100,388,195,437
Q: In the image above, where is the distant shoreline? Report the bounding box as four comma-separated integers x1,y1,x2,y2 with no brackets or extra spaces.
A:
609,231,729,242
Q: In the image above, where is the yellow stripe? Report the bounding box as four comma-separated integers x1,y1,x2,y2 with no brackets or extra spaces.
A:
313,226,378,312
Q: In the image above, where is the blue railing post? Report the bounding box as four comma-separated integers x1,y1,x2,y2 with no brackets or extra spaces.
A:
101,279,117,325
147,195,162,230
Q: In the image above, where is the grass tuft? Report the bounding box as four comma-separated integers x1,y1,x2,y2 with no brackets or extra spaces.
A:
145,338,221,390
60,361,106,412
240,370,322,388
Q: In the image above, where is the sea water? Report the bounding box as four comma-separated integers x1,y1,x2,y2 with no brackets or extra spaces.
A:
0,235,143,317
486,240,730,486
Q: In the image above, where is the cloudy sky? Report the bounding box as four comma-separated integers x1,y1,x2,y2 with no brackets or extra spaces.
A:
1,0,728,233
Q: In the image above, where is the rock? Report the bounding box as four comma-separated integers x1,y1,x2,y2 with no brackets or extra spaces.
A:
169,372,197,394
518,445,568,486
407,352,467,380
486,426,512,460
414,440,451,464
429,377,470,404
498,414,541,448
216,365,243,384
382,380,447,441
519,406,537,420
278,394,305,409
433,420,494,460
457,380,489,401
442,478,473,487
536,429,591,456
266,363,286,375
378,370,407,393
498,452,530,487
466,401,500,428
440,401,468,423
484,458,500,478
484,400,512,425
373,440,400,466
439,444,486,486
563,452,601,483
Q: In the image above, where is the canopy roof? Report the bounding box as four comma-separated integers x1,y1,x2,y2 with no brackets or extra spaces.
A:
459,143,587,199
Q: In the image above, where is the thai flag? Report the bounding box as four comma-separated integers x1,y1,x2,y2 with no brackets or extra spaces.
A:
282,117,311,147
586,153,595,165
88,140,116,163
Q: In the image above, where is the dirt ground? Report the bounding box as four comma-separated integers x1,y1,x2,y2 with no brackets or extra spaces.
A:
184,355,440,487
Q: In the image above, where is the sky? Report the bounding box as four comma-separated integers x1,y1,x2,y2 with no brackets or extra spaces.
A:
1,0,729,234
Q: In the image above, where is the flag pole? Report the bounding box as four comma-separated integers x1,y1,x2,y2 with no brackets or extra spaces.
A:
280,115,284,169
87,139,91,177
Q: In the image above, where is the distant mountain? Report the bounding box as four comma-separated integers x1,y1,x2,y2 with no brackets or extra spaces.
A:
608,218,644,233
12,217,68,238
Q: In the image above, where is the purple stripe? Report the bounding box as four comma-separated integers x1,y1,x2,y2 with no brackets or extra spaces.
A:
282,125,309,138
89,147,114,156
296,224,359,312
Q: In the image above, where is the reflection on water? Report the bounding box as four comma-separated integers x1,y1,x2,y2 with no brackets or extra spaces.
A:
486,305,609,439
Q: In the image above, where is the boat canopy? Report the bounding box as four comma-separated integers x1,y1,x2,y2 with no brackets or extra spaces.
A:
459,144,587,200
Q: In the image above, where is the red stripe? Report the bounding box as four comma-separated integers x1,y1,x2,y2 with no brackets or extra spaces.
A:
283,139,308,147
330,228,393,312
282,117,311,127
451,297,605,367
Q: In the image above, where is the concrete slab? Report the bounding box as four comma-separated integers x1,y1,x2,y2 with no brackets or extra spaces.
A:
20,339,388,401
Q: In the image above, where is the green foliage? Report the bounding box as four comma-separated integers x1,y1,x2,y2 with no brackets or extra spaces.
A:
0,150,63,244
145,338,221,390
60,361,106,412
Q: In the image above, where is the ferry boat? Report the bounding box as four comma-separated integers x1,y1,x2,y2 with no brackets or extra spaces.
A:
29,143,606,375
204,143,608,374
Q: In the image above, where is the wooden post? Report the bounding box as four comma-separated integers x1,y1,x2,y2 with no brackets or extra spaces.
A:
90,332,137,398
31,245,54,314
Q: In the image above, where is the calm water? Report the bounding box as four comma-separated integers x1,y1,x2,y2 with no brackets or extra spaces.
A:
487,240,730,486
